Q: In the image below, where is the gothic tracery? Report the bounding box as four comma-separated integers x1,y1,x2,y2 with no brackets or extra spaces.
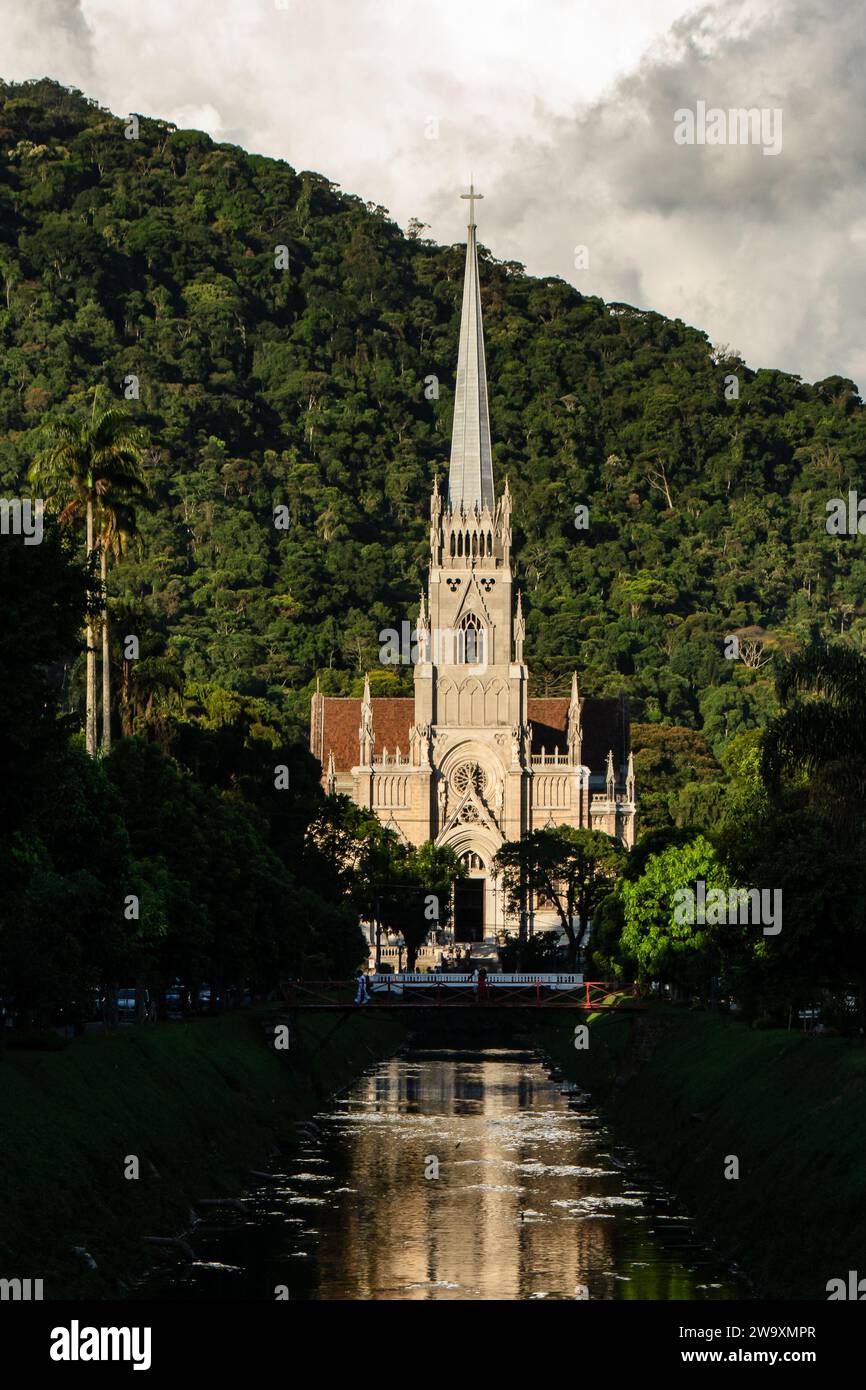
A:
311,186,636,958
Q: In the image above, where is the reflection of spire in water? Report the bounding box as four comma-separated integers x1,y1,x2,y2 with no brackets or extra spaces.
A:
311,1055,618,1300
137,1054,742,1301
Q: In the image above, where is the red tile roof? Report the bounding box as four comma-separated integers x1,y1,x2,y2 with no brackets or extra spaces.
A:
315,697,414,771
527,698,569,752
311,693,628,775
527,696,626,771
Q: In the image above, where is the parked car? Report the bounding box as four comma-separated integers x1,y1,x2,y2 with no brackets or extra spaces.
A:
115,989,157,1023
164,984,189,1019
195,985,222,1013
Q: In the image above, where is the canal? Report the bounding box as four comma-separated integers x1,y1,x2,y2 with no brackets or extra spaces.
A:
141,1047,745,1300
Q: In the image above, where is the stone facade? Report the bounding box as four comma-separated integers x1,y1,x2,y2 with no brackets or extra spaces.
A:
309,190,636,954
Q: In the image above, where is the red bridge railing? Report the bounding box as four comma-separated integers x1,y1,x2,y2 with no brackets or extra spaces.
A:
279,977,643,1011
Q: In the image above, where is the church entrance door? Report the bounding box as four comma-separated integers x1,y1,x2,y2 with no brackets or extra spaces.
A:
454,877,484,943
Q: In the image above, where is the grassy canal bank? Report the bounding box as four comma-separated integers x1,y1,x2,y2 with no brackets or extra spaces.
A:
0,1007,406,1298
538,1003,866,1300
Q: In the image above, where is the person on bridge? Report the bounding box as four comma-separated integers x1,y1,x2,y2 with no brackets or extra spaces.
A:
354,971,371,1006
476,967,490,1004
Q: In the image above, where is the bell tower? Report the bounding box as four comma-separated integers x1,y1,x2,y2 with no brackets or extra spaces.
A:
415,185,528,743
311,178,636,963
412,184,531,949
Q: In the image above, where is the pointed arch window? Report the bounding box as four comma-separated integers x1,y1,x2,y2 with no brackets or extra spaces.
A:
458,612,485,665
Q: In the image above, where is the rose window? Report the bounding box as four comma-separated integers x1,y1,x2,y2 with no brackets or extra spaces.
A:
452,762,487,797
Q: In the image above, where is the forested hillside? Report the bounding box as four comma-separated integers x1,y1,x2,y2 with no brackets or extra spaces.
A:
2,78,865,767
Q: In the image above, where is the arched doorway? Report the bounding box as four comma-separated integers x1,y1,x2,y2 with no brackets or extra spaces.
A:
436,747,503,948
454,849,485,943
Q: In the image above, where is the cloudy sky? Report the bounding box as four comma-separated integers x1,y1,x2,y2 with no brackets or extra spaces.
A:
2,0,864,387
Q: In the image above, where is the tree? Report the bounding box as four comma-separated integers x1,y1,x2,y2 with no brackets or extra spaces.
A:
304,795,385,902
611,571,678,620
29,393,147,755
631,724,722,833
350,826,463,970
719,798,866,1023
97,492,148,753
619,834,728,996
495,827,625,968
761,642,866,841
585,893,626,980
0,523,134,1035
717,728,866,1023
401,840,462,970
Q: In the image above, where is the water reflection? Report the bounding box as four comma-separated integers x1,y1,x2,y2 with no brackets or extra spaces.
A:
141,1049,743,1301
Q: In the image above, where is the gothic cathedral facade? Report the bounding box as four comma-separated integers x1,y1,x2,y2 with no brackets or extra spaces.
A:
310,190,636,956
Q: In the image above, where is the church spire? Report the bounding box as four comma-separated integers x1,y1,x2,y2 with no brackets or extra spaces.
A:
448,181,495,513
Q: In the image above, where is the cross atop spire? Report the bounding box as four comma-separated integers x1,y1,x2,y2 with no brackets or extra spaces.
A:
448,181,494,512
460,179,483,228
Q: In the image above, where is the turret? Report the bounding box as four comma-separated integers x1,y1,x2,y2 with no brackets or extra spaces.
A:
359,672,374,766
567,672,583,765
514,589,525,664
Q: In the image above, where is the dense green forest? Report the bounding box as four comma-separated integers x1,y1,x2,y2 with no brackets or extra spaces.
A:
2,79,864,771
2,79,866,1028
0,512,465,1023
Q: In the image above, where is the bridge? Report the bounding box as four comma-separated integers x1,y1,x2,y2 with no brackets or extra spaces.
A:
281,976,644,1011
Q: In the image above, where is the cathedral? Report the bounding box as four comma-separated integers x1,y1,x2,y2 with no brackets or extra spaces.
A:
310,188,636,960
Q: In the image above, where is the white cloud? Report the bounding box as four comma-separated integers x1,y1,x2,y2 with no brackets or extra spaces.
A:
0,0,863,387
0,0,95,82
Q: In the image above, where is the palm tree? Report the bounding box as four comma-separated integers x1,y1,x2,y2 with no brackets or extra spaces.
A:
97,498,145,754
123,654,185,744
29,394,147,755
761,642,866,837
